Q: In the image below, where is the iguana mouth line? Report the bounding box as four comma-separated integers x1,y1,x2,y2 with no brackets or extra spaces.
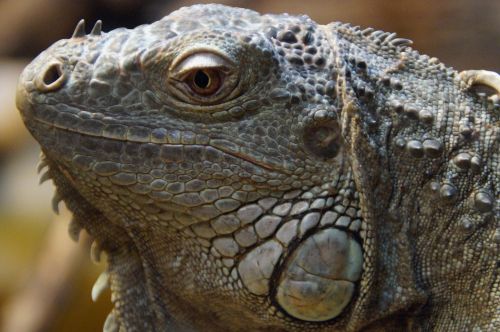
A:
28,114,288,174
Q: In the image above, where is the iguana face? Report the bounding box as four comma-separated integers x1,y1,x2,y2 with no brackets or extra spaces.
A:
16,4,499,332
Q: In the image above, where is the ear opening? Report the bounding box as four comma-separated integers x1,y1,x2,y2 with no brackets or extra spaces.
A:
303,119,341,159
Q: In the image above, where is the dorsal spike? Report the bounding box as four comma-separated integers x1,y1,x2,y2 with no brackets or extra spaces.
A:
72,19,86,38
391,38,413,47
90,20,102,36
361,27,374,36
384,32,397,42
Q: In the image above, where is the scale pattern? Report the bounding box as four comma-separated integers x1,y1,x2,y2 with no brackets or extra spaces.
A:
16,4,499,331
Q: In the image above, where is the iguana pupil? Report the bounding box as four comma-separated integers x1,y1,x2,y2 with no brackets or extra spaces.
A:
188,68,222,96
194,70,210,88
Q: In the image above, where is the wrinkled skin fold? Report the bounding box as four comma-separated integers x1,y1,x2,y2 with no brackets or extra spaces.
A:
16,4,499,332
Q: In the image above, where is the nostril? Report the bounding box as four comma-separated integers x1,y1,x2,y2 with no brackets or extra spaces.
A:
43,64,62,85
36,62,66,92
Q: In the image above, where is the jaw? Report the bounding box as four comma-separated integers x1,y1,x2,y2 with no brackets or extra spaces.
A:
45,158,267,332
43,149,362,331
43,153,259,332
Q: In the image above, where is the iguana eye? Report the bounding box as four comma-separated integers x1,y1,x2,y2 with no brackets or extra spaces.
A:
186,68,222,96
169,51,238,105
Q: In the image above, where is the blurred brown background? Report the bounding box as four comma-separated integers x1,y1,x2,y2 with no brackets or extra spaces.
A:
0,0,498,331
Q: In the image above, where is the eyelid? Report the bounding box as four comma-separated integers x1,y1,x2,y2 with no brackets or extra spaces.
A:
171,52,233,77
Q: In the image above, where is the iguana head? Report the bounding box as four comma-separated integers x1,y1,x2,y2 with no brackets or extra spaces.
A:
16,4,499,332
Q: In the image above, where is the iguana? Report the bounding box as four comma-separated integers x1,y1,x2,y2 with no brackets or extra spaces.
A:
16,4,499,331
